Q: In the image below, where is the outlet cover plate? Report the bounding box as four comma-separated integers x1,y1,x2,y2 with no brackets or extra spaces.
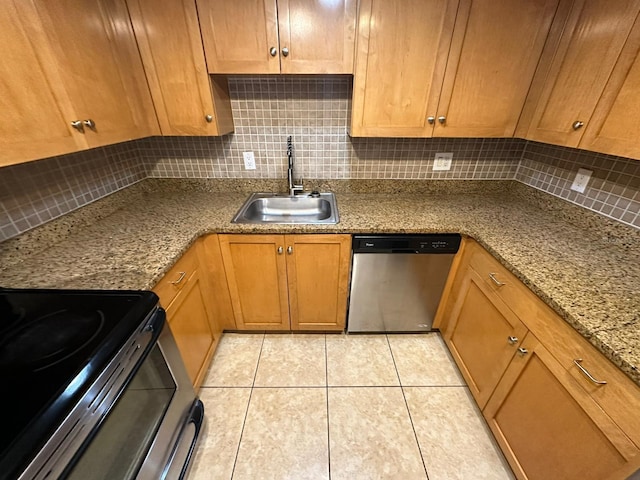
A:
243,151,256,170
433,152,453,171
570,168,592,193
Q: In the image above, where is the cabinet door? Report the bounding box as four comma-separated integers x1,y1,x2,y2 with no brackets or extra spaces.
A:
444,266,529,409
580,15,640,160
484,335,639,480
127,0,234,136
28,0,159,148
433,0,558,137
219,235,290,330
277,0,356,74
198,0,280,74
350,0,458,137
200,234,237,331
286,234,351,331
0,1,85,167
165,269,217,389
518,0,640,148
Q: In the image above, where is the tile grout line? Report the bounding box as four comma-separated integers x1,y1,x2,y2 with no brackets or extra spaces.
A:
385,334,431,480
325,334,331,480
230,333,266,480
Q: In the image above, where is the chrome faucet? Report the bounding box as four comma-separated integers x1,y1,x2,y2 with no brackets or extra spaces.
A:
287,136,304,195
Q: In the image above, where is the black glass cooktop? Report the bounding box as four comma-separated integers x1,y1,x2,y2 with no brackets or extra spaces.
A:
0,288,160,480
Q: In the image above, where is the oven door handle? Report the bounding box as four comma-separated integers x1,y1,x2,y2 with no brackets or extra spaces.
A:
163,399,204,480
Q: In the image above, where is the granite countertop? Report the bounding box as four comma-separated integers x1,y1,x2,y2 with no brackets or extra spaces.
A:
1,180,638,386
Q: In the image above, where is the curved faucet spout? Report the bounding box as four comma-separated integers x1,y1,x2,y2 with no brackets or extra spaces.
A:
286,136,304,195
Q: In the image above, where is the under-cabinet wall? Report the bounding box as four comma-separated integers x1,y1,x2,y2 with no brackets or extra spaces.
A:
1,77,640,242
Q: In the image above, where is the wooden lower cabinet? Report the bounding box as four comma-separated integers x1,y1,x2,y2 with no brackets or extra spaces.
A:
484,334,639,480
441,238,640,480
153,238,222,389
444,267,529,409
164,268,217,388
218,234,351,331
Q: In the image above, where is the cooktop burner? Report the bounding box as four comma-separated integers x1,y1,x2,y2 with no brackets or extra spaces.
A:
0,309,105,372
0,288,160,480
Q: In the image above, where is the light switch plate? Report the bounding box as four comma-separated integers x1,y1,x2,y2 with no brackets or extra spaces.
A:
243,151,256,170
433,152,453,171
570,168,592,193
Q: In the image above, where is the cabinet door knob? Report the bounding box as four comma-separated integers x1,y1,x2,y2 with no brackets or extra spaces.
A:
278,246,284,254
281,47,289,57
572,121,584,130
205,114,213,123
270,47,277,57
517,347,529,356
438,116,446,125
507,336,518,345
70,120,84,132
427,116,435,125
83,119,96,129
573,359,607,385
287,246,293,254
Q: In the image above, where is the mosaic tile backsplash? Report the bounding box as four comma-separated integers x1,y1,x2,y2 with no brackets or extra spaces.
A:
1,76,639,241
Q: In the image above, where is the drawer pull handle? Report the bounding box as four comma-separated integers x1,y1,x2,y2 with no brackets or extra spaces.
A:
488,273,505,287
287,246,293,255
507,336,518,345
278,246,283,254
170,271,186,285
517,347,528,356
573,359,607,385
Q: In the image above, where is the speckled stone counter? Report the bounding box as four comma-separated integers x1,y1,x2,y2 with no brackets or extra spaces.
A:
1,179,638,386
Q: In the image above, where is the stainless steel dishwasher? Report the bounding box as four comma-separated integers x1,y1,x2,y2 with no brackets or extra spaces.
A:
347,234,461,333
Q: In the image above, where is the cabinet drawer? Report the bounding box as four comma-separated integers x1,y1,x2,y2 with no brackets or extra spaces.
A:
153,245,199,309
467,242,539,322
531,307,640,450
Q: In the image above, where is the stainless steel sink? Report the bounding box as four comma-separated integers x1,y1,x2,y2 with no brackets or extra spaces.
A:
232,192,339,224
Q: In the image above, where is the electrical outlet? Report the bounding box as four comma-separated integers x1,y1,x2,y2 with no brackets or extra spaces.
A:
433,152,453,171
243,151,256,170
570,168,592,193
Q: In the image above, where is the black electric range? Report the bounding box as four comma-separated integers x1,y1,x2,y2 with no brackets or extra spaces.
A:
0,288,161,479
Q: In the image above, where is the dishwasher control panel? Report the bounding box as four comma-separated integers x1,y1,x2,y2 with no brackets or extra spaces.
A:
353,234,461,254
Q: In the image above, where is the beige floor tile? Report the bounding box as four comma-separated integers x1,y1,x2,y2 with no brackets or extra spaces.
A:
326,334,399,386
187,388,251,480
328,387,427,480
254,334,326,387
404,387,514,480
233,388,329,480
202,333,264,387
388,333,465,386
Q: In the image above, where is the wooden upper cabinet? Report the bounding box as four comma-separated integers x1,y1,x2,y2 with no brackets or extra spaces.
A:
197,0,356,74
277,0,356,74
351,0,557,138
286,234,350,331
197,0,280,74
25,0,159,148
350,0,458,137
127,0,233,136
434,0,558,137
0,2,84,167
517,0,640,148
580,15,640,160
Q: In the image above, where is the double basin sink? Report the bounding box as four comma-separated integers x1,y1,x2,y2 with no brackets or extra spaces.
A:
232,192,339,224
